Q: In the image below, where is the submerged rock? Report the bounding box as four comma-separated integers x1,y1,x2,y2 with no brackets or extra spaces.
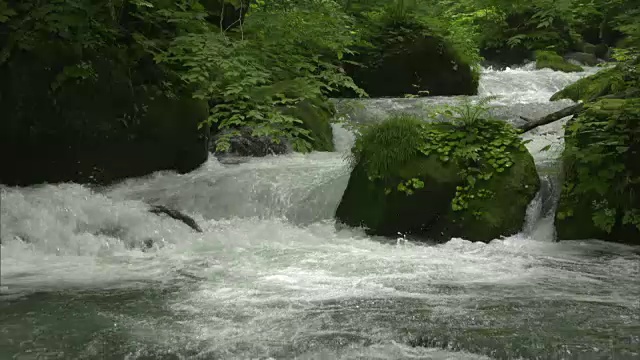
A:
335,115,539,242
564,52,600,67
341,21,478,97
555,98,640,244
213,127,290,157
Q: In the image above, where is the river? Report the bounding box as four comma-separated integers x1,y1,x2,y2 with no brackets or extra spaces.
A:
1,64,639,359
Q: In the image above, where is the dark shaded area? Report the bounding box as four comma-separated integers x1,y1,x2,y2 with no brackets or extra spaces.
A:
0,92,210,186
480,11,574,67
0,0,252,187
341,22,478,98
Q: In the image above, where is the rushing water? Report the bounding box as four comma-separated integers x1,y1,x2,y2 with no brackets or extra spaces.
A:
1,66,639,359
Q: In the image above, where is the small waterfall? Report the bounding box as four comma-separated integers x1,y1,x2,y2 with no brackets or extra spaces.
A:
522,174,563,241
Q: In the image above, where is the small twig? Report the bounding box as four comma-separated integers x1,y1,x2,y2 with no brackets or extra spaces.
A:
219,0,225,33
239,0,244,40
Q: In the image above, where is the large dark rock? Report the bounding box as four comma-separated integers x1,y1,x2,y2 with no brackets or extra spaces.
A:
555,98,640,245
0,94,210,186
335,116,539,242
342,22,478,97
0,5,211,187
480,47,532,69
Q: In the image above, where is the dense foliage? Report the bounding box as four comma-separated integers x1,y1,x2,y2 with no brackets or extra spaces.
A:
0,0,363,152
557,98,640,237
549,49,639,242
1,0,639,155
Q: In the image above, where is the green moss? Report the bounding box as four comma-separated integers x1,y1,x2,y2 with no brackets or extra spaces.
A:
335,154,461,236
336,114,540,242
535,51,584,72
444,150,539,241
555,98,640,244
280,98,335,152
582,43,597,55
550,66,626,102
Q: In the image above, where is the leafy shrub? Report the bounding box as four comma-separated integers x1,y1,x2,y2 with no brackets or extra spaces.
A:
557,98,640,234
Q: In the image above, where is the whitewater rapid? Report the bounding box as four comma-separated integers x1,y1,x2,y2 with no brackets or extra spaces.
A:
1,65,639,359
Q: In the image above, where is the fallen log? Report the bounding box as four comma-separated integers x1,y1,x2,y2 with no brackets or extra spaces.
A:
517,103,584,132
149,205,203,233
517,88,640,133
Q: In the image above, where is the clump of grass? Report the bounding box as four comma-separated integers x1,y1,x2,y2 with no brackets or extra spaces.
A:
351,114,425,179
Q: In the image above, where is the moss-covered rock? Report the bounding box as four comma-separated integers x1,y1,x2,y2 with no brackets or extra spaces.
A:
341,21,478,98
281,98,335,152
550,62,640,102
0,89,210,186
335,115,540,242
535,51,584,72
0,45,210,186
555,98,640,245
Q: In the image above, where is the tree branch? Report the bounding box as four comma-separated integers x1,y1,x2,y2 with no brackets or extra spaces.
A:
517,103,584,132
518,88,640,133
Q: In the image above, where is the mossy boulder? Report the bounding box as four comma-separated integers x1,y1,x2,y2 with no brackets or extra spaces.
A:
0,47,210,186
341,21,478,98
335,115,540,242
281,98,335,152
550,62,640,102
555,98,640,245
535,51,584,72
